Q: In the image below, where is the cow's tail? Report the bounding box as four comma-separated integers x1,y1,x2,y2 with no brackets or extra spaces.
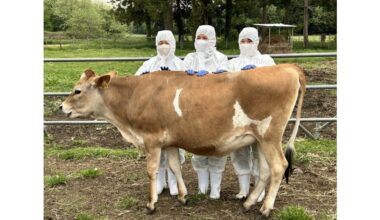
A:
284,65,306,183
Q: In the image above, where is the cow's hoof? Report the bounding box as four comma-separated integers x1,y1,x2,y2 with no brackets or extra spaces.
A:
241,204,251,213
259,207,271,218
179,198,188,205
144,206,156,215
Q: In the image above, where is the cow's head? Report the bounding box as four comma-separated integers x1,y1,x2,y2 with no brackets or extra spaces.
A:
60,69,117,119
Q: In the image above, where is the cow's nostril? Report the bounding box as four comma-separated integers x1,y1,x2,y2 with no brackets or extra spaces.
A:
59,105,63,110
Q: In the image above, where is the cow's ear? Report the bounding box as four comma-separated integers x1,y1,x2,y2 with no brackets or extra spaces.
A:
81,69,96,80
93,75,111,89
107,70,117,77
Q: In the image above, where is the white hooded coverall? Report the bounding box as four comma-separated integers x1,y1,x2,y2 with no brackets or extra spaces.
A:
184,25,229,199
135,30,186,196
229,27,275,200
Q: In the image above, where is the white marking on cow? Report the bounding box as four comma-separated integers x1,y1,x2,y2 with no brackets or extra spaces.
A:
173,88,183,117
232,101,272,137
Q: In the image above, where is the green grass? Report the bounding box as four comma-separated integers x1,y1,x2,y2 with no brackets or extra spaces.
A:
77,168,102,179
71,139,89,146
76,212,107,220
293,139,336,165
44,174,67,187
45,146,141,160
118,196,139,209
276,206,313,220
187,193,208,205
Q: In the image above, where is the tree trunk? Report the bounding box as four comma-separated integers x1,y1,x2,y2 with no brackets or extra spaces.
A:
175,0,184,49
163,0,174,30
303,0,309,48
282,0,291,24
261,4,268,40
145,15,152,39
224,0,232,48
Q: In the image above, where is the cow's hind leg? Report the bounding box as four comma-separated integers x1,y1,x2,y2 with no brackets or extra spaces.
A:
243,145,270,210
145,147,162,214
166,147,188,204
257,140,288,217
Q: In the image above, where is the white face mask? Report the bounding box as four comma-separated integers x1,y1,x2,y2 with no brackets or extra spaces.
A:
195,39,209,52
157,44,171,57
239,43,258,57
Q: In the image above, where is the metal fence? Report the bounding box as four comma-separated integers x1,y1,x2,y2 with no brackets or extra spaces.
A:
44,52,337,139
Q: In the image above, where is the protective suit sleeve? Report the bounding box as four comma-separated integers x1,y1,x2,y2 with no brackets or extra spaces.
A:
135,58,155,75
261,55,276,66
183,53,195,71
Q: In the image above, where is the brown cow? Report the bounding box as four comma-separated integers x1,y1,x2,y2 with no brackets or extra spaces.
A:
60,64,306,217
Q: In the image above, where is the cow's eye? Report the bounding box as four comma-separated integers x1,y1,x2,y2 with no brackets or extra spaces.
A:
74,89,81,95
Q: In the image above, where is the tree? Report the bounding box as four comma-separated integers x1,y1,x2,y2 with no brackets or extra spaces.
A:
303,0,309,48
65,0,106,39
224,0,232,48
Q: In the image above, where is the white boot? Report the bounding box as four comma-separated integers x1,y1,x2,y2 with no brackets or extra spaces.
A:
197,169,209,194
236,174,250,199
156,168,166,195
167,168,179,196
210,172,222,199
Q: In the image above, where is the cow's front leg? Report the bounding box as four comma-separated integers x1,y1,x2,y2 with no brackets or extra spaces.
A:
145,147,162,214
166,147,188,204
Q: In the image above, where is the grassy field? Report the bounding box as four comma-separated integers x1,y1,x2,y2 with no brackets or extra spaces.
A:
44,34,336,92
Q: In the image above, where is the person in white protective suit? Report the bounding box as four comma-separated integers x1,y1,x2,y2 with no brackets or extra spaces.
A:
184,25,229,199
228,27,275,201
135,30,186,196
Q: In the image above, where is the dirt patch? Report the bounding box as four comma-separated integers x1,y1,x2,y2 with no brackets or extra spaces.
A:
44,156,336,219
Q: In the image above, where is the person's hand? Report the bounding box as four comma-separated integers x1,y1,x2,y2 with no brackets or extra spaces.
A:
141,71,150,75
196,70,209,77
241,64,256,70
186,69,195,75
160,66,170,71
214,69,227,74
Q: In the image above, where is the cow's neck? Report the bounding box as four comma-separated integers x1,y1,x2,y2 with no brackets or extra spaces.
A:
95,76,146,147
99,76,137,127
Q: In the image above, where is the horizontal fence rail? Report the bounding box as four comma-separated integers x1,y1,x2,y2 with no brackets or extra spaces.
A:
44,84,337,97
44,52,337,63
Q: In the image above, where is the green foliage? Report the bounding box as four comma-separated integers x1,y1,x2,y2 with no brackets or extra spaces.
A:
45,146,141,160
45,174,67,187
118,196,139,209
44,0,127,39
276,206,313,220
65,0,105,39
